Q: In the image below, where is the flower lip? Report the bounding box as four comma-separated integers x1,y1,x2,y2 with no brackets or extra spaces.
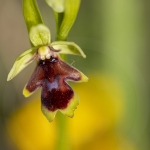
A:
23,54,87,116
41,80,74,112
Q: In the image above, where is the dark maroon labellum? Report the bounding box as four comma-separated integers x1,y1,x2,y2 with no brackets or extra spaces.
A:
41,80,74,111
25,56,82,112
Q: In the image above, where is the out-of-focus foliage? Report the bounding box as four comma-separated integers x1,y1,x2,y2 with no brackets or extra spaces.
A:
0,0,150,150
7,74,136,150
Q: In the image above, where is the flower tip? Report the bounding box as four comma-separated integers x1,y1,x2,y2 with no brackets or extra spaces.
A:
60,93,79,118
23,87,32,97
7,70,14,81
81,52,86,58
83,54,86,58
41,106,57,122
7,75,11,81
80,73,88,82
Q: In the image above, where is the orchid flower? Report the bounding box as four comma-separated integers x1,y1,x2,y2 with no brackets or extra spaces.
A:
7,0,87,122
7,24,88,122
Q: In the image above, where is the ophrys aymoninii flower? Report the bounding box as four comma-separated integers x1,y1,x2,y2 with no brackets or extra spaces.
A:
7,24,88,121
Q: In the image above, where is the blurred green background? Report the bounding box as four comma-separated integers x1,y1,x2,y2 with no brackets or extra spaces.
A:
0,0,150,150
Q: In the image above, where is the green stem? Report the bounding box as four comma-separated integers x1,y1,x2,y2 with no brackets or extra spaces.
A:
22,0,44,33
54,1,81,148
56,112,69,150
23,0,44,47
55,29,68,150
22,1,69,149
54,12,64,35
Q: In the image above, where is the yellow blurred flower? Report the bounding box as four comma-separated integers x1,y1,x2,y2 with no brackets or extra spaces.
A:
7,74,136,150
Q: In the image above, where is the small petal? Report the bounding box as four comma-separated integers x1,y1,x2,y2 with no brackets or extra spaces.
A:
7,48,36,81
45,0,65,13
77,71,89,82
50,41,86,58
29,24,51,47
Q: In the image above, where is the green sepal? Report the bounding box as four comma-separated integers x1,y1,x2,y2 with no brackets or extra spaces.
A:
29,24,51,47
23,0,44,33
51,41,86,58
7,48,37,81
45,0,65,12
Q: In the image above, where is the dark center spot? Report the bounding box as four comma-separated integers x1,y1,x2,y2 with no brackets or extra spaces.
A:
39,56,58,65
42,87,74,111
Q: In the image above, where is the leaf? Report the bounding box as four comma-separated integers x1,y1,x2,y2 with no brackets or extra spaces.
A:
57,0,81,40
